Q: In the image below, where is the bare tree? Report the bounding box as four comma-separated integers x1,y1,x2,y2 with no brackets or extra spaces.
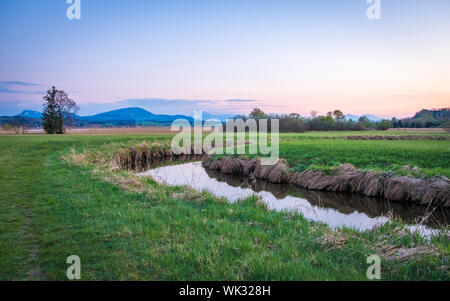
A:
1,123,13,132
42,86,79,134
21,125,28,134
333,110,345,121
249,108,267,120
10,117,22,134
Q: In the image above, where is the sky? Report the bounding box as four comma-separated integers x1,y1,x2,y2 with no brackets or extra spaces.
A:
1,0,449,117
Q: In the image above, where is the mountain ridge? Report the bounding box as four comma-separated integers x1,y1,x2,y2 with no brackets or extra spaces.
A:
17,110,43,119
345,114,384,122
11,108,386,123
11,107,195,124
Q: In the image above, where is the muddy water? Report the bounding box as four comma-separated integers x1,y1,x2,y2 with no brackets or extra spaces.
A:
139,161,449,236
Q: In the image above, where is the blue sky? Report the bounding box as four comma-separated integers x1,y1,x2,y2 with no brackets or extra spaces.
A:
1,0,449,117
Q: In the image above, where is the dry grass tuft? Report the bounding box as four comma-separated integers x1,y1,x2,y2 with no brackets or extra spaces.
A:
376,244,440,262
103,174,145,192
171,188,206,204
318,231,348,251
63,148,89,164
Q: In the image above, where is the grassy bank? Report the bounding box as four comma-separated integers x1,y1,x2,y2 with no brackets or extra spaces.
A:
279,139,450,177
0,133,448,280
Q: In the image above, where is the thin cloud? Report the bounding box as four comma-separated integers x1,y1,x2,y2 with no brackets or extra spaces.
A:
0,81,40,87
0,81,43,94
225,99,257,103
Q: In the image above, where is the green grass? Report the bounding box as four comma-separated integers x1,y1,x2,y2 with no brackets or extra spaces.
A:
278,139,450,177
216,132,450,177
0,133,448,280
280,131,450,139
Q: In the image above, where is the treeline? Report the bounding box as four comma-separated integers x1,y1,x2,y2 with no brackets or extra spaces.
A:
0,116,148,130
275,114,392,132
391,108,450,129
0,115,177,132
244,109,392,133
0,116,42,133
240,108,450,133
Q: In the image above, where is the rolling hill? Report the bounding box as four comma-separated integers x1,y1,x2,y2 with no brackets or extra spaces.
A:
1,107,195,128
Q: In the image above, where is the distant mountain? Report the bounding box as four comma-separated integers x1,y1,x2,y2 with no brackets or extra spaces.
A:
393,108,450,128
81,107,155,122
364,114,383,122
345,114,383,122
16,110,42,119
80,107,193,123
413,108,450,121
201,112,237,122
344,114,360,122
5,108,391,125
2,107,196,127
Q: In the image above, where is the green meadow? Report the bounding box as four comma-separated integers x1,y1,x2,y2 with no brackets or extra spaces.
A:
0,132,448,280
279,139,450,177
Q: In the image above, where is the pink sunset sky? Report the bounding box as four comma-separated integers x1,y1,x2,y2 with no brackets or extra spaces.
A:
1,0,449,117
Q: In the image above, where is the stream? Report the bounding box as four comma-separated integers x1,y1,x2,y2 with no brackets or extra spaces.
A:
139,161,449,237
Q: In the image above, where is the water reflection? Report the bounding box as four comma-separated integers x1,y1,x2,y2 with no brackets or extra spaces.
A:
139,162,448,236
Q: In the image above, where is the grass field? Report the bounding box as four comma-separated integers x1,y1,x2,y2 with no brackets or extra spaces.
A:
0,132,448,280
279,139,450,177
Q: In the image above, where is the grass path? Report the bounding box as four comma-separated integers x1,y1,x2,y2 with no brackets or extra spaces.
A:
0,138,49,279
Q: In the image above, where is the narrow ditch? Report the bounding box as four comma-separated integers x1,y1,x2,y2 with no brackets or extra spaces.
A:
111,144,449,235
113,144,449,209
